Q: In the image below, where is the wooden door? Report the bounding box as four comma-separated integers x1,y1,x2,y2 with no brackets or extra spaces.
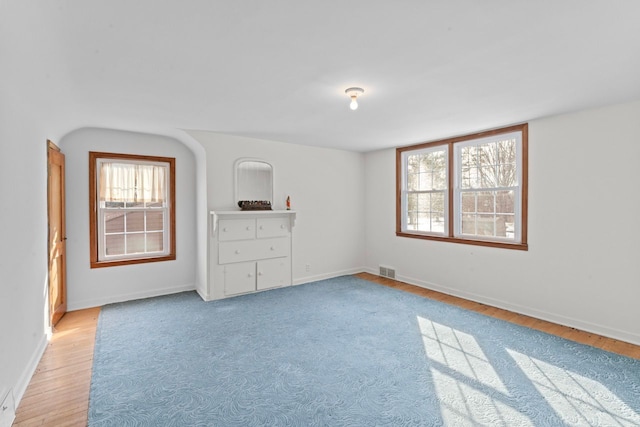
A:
48,141,67,326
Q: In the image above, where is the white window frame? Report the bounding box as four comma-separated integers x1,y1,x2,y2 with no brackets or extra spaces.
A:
96,158,171,262
400,145,449,236
453,131,523,243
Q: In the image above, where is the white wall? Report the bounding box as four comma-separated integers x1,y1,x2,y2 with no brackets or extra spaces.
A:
364,99,640,345
187,131,366,283
0,94,50,408
0,1,64,406
60,128,197,310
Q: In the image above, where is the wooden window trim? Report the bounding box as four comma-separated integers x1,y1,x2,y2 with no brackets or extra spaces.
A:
396,123,528,251
89,152,176,268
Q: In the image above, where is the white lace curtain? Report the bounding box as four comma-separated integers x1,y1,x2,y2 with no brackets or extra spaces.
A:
99,162,166,203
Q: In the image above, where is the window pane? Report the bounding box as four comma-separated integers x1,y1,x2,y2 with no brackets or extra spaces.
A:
496,215,513,238
429,151,446,190
417,212,430,231
431,192,445,233
105,212,124,233
500,164,517,187
496,190,515,214
407,150,446,192
480,166,497,188
431,192,444,216
405,191,445,233
459,192,516,239
476,214,495,236
147,211,164,231
146,232,164,252
461,192,475,213
416,193,429,231
406,212,418,230
105,234,124,256
477,192,495,213
502,215,516,238
460,139,517,189
461,167,481,189
126,211,144,232
418,172,430,190
461,214,475,235
407,155,420,191
126,234,145,254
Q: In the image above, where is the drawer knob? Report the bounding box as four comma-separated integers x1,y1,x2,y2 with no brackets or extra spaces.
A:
246,226,251,230
247,273,253,277
235,250,241,254
223,227,227,232
270,246,275,251
258,272,263,276
280,224,285,229
259,226,263,230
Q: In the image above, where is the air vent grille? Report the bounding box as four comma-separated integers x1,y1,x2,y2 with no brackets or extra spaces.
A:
379,266,396,279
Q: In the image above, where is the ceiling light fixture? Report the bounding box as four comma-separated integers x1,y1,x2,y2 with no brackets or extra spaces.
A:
345,87,364,110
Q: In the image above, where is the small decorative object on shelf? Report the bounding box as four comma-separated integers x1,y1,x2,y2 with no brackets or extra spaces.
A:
238,200,272,211
286,196,291,210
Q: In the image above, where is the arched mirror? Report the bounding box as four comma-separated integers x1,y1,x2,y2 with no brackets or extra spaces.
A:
235,158,273,210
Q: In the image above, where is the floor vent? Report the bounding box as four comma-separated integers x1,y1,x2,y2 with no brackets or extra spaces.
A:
379,266,396,280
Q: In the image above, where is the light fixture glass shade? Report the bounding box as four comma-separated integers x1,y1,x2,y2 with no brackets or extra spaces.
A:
350,97,358,110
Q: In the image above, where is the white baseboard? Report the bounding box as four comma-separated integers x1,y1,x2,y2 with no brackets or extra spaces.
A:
390,271,640,347
67,283,196,311
293,267,366,286
13,333,48,409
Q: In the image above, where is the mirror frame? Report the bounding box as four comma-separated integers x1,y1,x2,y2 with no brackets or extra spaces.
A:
234,158,273,207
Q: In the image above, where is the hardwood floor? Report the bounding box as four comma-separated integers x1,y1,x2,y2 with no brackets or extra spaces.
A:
13,307,100,427
13,274,640,426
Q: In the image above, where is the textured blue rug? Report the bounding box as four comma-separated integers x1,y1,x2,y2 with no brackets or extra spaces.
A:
89,276,640,426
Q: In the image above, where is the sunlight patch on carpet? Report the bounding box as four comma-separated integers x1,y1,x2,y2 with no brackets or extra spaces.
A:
418,316,534,426
508,349,640,426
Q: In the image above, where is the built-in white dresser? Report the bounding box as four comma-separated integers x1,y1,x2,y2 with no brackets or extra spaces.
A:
201,210,296,301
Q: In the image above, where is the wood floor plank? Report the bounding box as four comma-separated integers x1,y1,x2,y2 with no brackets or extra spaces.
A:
13,275,640,426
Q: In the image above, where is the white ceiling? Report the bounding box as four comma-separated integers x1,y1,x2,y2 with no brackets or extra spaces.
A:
2,1,640,152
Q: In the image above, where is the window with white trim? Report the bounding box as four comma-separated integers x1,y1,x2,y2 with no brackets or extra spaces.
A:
89,152,176,267
397,124,528,250
403,145,448,235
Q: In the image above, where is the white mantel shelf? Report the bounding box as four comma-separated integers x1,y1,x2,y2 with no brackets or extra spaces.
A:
210,210,296,234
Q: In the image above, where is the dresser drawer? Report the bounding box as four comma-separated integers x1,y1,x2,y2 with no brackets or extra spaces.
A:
219,237,290,264
218,219,255,241
257,217,290,238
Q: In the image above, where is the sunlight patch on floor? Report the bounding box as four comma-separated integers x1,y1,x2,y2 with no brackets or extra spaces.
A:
418,316,534,426
507,349,640,426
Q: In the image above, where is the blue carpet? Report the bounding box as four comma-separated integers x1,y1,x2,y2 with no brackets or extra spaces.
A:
89,276,640,426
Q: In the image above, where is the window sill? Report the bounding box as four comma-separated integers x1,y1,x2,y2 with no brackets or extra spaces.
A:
396,231,528,251
90,254,176,269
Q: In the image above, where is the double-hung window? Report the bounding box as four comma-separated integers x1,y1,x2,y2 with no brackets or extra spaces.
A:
89,152,176,267
397,124,528,250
